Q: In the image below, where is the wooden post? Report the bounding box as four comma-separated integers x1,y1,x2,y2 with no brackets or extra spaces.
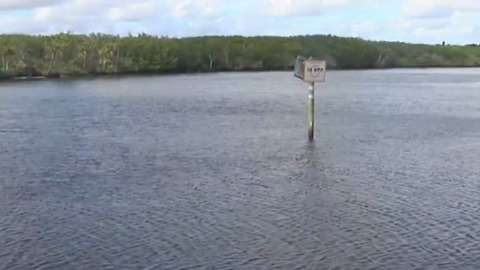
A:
308,82,315,141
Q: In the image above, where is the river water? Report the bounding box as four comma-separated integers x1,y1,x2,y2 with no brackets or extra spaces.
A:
1,69,480,269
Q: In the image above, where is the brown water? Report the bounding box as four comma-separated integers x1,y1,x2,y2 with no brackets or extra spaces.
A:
1,69,480,269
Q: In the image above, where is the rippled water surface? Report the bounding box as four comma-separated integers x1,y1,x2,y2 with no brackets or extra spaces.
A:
2,69,480,270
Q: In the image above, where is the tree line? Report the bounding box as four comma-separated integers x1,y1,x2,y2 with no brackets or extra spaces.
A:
1,32,480,80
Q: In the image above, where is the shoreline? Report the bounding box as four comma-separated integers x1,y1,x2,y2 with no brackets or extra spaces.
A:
2,65,480,83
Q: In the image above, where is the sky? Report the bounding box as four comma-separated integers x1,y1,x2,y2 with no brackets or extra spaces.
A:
0,0,479,44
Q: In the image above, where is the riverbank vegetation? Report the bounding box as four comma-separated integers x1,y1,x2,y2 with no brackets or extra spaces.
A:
1,33,480,80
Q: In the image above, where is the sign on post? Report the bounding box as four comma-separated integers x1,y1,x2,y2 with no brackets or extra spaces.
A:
303,60,326,83
294,56,326,83
293,56,327,141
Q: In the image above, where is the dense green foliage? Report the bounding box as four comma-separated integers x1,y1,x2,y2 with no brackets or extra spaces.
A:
1,32,480,79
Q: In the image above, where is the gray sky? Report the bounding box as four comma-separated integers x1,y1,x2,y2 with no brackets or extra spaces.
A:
0,0,479,44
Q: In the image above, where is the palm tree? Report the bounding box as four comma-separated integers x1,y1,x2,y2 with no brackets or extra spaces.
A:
0,36,15,72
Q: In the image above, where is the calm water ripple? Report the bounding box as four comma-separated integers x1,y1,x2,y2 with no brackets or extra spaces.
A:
1,69,480,269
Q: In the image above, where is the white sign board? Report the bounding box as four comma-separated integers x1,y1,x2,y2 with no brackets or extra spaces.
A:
294,56,306,80
303,60,326,83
